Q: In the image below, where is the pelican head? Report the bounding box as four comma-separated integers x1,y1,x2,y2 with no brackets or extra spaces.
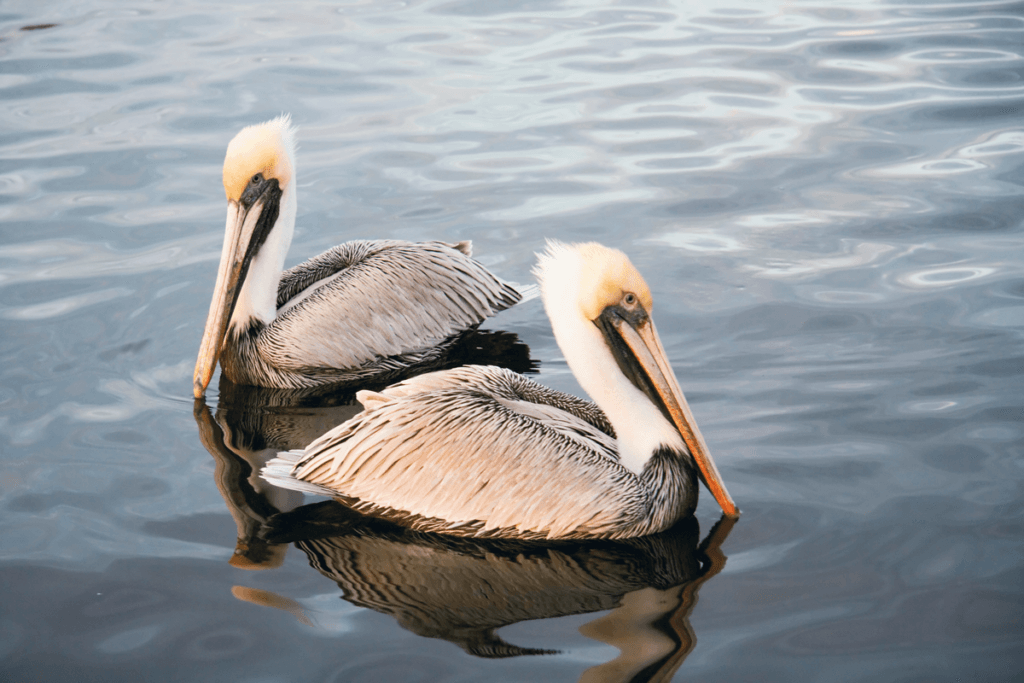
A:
535,241,738,518
194,116,298,398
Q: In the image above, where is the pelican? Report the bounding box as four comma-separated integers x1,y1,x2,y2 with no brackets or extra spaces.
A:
263,241,738,539
194,115,522,397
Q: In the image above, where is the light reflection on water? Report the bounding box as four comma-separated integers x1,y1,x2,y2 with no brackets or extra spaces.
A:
1,0,1023,680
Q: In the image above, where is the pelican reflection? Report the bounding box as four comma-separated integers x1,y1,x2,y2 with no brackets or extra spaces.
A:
250,502,734,682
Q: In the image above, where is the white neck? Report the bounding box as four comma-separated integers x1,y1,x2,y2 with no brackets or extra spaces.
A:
542,266,685,475
230,185,296,330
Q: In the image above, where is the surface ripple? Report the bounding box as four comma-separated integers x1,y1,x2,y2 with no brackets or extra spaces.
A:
0,0,1022,681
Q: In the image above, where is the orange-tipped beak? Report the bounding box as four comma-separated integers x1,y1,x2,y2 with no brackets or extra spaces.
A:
613,316,738,518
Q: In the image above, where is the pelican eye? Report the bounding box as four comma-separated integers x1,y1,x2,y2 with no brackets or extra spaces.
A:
623,292,638,307
240,173,271,206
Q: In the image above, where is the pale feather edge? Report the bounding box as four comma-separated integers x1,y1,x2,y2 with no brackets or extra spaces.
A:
262,449,340,498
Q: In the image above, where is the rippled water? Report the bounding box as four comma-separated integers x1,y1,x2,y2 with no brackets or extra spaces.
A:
2,0,1022,680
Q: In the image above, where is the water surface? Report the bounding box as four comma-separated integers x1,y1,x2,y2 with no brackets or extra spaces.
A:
1,0,1022,681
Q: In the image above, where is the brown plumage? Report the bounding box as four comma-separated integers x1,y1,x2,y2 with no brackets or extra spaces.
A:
219,239,521,390
194,116,522,396
265,366,694,539
262,241,738,539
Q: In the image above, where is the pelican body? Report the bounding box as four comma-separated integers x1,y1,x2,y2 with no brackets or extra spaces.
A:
263,241,738,539
193,116,521,397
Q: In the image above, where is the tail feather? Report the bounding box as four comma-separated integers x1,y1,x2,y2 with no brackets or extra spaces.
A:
261,450,339,498
512,282,539,303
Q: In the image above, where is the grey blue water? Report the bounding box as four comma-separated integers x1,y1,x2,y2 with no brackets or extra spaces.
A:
1,1,1022,681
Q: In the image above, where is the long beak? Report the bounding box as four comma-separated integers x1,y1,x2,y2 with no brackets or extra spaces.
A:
194,201,254,398
613,316,739,518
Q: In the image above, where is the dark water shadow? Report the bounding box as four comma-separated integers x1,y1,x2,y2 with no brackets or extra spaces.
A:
258,502,735,683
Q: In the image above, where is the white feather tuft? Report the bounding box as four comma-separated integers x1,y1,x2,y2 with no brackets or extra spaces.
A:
262,449,338,497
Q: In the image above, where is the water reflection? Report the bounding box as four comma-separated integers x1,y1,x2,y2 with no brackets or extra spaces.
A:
194,388,344,570
264,502,733,683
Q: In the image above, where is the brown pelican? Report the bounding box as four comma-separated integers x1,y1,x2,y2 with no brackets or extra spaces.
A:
263,241,738,539
193,115,522,397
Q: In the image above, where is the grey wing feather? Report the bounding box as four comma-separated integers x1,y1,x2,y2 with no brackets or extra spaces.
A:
276,241,364,308
273,366,645,539
501,370,616,440
276,240,473,308
269,241,520,372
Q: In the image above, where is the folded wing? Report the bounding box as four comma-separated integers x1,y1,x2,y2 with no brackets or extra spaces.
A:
274,366,650,539
268,241,521,372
